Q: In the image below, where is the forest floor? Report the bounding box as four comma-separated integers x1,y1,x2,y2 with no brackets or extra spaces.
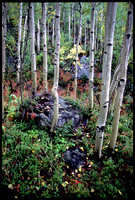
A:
2,65,133,199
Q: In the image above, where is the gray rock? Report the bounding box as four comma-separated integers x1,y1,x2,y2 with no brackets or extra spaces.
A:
63,147,86,169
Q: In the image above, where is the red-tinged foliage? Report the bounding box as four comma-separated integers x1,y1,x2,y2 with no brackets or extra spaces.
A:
60,69,72,84
31,113,36,119
73,180,82,185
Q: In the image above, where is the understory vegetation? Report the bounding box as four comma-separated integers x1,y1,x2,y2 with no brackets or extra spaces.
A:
2,71,133,198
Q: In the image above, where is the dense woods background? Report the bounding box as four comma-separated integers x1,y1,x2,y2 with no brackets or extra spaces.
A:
2,2,133,199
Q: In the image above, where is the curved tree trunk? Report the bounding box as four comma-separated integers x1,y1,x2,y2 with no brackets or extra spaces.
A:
94,2,117,158
2,2,7,122
43,3,48,90
17,2,23,85
89,2,95,109
50,2,61,133
109,3,133,150
30,2,37,97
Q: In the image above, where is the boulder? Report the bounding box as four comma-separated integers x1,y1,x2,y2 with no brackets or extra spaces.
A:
21,91,85,128
63,147,86,169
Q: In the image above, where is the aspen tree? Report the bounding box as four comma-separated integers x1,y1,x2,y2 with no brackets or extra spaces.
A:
42,3,48,90
89,2,96,109
85,16,86,50
20,4,30,104
109,3,133,150
2,2,7,122
94,2,117,158
69,4,71,40
22,11,28,52
52,13,55,46
17,2,23,85
74,2,82,99
50,2,61,133
29,2,37,97
37,18,40,54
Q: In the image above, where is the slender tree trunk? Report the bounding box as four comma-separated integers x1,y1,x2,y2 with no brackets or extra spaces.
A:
50,2,61,133
20,4,30,104
85,17,86,50
109,3,133,150
22,11,28,52
74,3,82,99
100,7,103,65
37,18,40,54
30,2,37,97
52,13,55,46
69,4,71,40
17,2,23,85
74,11,76,46
43,3,48,90
2,2,7,122
94,2,117,158
89,2,95,109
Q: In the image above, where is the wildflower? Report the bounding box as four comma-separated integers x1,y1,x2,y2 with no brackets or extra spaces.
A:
75,169,78,173
67,165,69,169
15,196,18,198
41,181,45,186
62,172,65,176
8,184,13,189
66,146,69,150
115,148,118,152
78,166,82,172
80,147,84,151
90,162,93,165
77,174,81,177
32,150,35,154
65,181,68,185
91,188,94,193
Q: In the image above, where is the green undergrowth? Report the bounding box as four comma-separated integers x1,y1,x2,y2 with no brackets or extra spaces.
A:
2,96,133,198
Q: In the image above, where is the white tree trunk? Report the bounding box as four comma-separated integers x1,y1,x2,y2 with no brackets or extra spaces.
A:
52,13,55,46
17,2,23,85
37,18,40,54
85,17,86,50
43,3,48,90
69,4,71,40
22,12,28,52
89,3,95,109
2,2,7,122
30,2,37,97
94,2,117,158
109,3,133,149
50,2,61,133
74,3,82,99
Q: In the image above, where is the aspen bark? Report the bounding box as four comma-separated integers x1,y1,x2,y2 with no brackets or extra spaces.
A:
100,7,103,65
17,2,23,85
89,3,95,109
50,2,61,133
52,13,55,46
94,2,117,158
85,17,86,50
109,3,133,149
37,18,40,54
2,2,7,122
43,3,48,90
74,3,82,99
30,2,37,97
22,12,28,52
20,5,30,104
69,4,71,40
